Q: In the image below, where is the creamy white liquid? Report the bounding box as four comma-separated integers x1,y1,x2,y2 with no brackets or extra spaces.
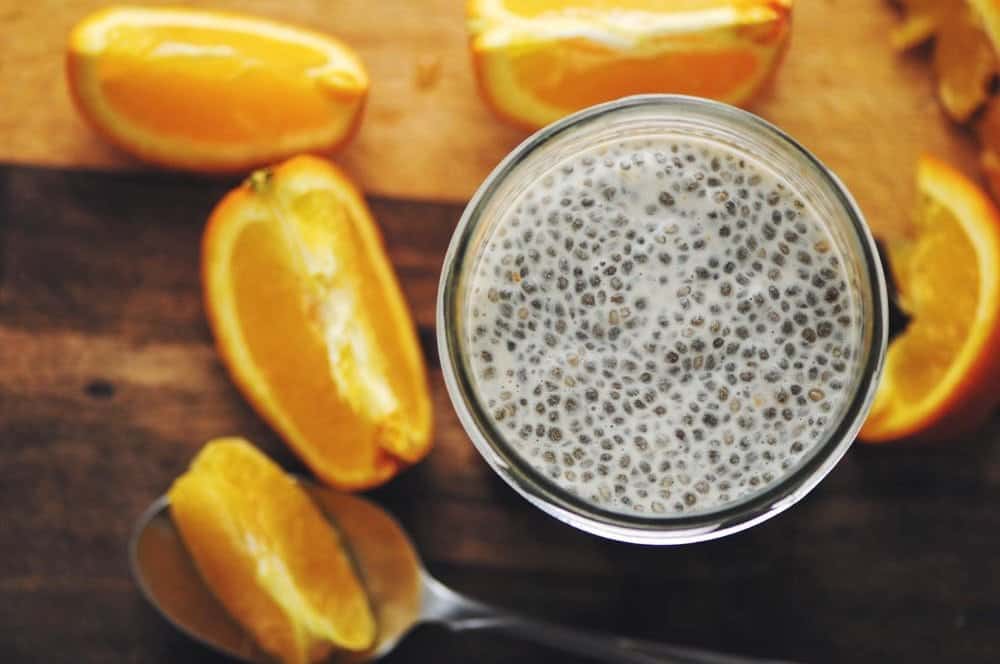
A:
464,136,863,516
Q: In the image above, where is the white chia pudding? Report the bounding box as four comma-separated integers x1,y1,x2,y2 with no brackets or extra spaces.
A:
463,136,863,517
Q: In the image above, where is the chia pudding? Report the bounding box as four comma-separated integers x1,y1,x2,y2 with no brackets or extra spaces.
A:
462,136,864,517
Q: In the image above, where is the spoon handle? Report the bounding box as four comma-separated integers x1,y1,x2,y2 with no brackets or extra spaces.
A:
421,574,795,664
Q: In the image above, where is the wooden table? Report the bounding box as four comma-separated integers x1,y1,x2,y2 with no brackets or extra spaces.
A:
2,1,998,663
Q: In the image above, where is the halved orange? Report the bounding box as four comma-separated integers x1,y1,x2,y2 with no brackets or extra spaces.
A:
861,156,1000,443
66,7,367,173
467,0,793,130
169,438,376,664
202,155,432,488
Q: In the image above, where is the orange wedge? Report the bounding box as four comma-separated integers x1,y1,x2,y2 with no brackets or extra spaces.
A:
202,155,432,488
861,156,1000,443
466,0,793,130
66,7,367,172
169,438,376,664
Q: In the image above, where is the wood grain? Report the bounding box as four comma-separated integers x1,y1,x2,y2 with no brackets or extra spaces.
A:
3,164,1000,663
0,0,981,224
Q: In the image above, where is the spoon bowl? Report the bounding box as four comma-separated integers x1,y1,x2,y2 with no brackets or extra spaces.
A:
129,486,422,662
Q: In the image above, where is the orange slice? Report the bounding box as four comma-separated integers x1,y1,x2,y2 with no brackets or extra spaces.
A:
66,7,367,173
169,438,376,664
202,155,432,488
467,0,793,130
861,156,1000,443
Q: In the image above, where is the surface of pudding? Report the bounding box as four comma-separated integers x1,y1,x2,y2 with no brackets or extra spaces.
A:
463,135,864,516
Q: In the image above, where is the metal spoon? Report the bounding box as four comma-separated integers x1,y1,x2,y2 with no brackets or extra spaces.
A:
129,483,795,664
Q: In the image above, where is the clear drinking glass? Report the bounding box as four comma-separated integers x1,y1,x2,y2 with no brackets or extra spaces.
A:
437,95,887,544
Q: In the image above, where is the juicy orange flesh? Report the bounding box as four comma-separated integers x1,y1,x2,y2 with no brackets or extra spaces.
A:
231,216,394,481
169,439,376,663
498,0,769,16
284,189,428,460
172,461,303,661
229,177,428,474
511,40,759,108
94,25,354,142
886,194,979,404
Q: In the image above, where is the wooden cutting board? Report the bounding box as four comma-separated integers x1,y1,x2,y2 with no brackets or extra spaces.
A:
4,3,1000,663
0,0,980,233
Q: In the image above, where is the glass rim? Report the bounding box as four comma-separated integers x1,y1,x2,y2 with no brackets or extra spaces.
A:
437,94,888,544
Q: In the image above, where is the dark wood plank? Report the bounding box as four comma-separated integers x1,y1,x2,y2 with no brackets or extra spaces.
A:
2,165,999,664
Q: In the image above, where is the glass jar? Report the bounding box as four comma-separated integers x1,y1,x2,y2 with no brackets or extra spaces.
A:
437,95,887,544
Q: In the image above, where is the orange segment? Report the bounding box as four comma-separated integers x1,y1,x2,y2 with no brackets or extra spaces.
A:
66,7,367,172
168,438,376,664
861,156,1000,443
467,0,792,130
203,156,432,488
